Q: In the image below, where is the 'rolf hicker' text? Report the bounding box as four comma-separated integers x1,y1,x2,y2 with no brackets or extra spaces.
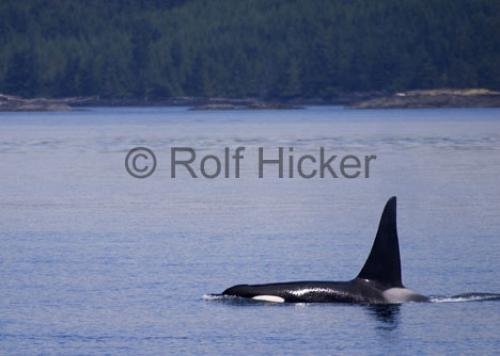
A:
169,147,376,179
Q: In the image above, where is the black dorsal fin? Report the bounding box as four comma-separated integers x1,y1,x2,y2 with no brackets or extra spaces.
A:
356,197,403,287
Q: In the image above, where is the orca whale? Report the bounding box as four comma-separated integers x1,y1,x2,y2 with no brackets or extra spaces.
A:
222,197,430,304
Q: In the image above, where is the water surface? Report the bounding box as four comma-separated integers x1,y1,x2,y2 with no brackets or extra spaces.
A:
1,107,499,354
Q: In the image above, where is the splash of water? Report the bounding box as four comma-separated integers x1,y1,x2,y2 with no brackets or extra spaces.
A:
204,293,500,304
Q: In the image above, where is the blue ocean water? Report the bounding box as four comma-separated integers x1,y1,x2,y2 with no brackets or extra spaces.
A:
1,106,499,354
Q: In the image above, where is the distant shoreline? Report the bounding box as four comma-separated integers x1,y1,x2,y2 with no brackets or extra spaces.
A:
2,89,500,112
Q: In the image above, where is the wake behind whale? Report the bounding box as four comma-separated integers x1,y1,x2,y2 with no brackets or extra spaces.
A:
430,293,500,303
208,197,500,304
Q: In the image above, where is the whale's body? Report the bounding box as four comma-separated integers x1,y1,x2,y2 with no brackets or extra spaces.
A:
222,197,430,304
223,280,428,304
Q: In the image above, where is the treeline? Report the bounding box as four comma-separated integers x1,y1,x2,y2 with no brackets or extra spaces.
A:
0,0,498,99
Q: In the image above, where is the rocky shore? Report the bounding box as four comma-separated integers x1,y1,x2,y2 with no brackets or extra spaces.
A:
189,98,302,110
2,88,500,112
350,88,500,109
0,94,94,112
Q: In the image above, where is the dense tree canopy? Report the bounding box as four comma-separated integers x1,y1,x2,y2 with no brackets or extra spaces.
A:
0,0,498,99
